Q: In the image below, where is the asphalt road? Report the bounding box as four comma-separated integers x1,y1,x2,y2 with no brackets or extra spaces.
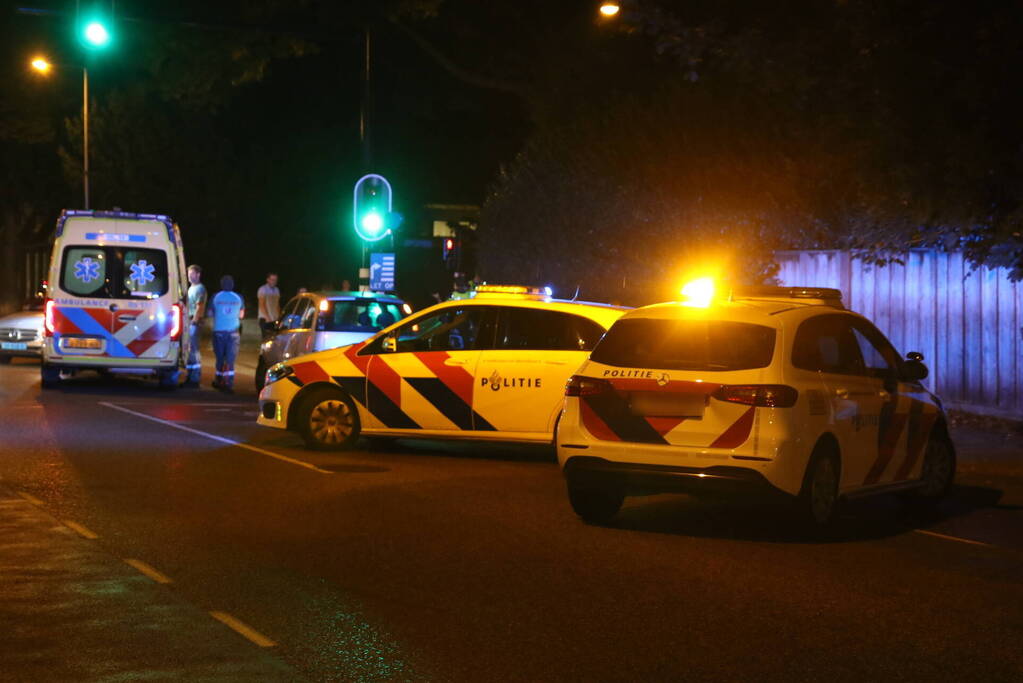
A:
1,355,1021,682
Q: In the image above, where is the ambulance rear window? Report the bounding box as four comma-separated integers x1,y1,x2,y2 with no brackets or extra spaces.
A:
60,246,169,299
591,318,776,371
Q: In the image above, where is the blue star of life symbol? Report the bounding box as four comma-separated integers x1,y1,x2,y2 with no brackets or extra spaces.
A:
130,259,155,286
73,257,101,283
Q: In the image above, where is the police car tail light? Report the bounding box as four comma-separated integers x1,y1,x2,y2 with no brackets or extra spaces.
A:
169,304,182,341
44,299,55,337
713,384,798,408
565,375,612,397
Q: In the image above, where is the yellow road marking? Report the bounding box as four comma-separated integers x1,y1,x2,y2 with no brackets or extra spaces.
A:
63,520,99,539
99,402,332,475
124,559,173,584
209,611,277,647
18,492,43,506
914,529,992,548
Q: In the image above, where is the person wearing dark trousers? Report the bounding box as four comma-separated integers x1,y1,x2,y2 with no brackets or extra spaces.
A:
183,264,207,387
210,275,245,394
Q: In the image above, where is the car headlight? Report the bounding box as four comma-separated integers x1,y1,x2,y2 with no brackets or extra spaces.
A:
265,362,295,386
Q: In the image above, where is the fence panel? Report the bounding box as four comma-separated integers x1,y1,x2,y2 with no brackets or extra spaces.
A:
775,249,1022,418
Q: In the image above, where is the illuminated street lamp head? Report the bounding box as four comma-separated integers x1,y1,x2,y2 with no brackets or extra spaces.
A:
30,57,52,74
599,2,621,18
83,21,111,47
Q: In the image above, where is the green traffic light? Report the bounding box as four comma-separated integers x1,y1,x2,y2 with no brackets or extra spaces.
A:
361,211,383,234
82,20,111,48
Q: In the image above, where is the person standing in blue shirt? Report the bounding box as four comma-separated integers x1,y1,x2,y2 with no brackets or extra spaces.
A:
183,265,207,388
210,275,245,393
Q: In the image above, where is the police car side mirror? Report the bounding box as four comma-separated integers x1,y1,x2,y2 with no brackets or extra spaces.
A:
901,352,928,382
382,336,397,353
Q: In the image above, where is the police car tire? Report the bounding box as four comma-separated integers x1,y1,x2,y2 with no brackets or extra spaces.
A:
567,482,624,524
297,387,361,451
255,358,267,392
40,363,61,388
798,446,840,529
904,434,956,505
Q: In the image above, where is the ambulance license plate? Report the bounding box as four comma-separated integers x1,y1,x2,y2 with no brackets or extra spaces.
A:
1,342,27,350
65,337,103,349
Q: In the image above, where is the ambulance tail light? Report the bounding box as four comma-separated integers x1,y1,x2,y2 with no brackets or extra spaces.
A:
170,303,182,341
713,384,798,408
44,299,56,337
565,375,612,397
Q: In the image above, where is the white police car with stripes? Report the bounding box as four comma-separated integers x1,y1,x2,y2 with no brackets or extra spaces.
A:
257,286,627,449
556,279,955,527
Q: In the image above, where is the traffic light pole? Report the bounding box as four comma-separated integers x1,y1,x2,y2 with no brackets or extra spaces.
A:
360,26,372,172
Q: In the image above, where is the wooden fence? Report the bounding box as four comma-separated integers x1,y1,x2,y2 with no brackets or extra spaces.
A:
775,250,1022,419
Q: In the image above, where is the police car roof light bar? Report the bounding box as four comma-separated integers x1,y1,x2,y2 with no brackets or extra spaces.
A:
730,285,843,302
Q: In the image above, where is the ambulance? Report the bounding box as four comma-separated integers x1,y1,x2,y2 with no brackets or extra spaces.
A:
41,210,187,389
556,279,955,528
256,286,628,449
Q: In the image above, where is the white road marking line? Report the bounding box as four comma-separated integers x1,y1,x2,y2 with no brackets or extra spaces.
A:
209,611,277,647
914,529,993,547
64,520,99,539
99,402,331,475
18,492,44,506
124,559,173,584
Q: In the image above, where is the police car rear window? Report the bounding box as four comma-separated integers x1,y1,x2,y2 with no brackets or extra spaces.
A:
590,318,776,371
60,246,169,299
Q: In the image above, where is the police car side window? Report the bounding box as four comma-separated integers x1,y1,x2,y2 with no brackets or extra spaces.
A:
390,307,484,353
850,321,899,379
494,308,603,351
792,315,866,375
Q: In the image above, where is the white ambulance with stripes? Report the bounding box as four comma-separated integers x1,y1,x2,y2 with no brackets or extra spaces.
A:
257,286,627,449
556,280,955,528
41,210,187,389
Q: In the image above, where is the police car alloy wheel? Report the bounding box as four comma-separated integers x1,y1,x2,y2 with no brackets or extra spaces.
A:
800,451,840,528
297,387,361,450
917,436,956,499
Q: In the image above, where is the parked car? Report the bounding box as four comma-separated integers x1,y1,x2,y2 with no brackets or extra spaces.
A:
256,285,629,450
557,281,954,528
0,296,46,363
256,291,411,390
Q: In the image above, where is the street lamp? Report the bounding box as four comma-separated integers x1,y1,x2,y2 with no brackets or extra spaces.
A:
599,2,621,18
30,56,91,210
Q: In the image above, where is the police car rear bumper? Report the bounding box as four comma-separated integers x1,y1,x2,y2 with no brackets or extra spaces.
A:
562,456,792,498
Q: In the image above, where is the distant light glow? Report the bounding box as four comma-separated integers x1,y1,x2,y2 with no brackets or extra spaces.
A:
361,211,383,234
319,299,329,312
544,286,553,297
31,57,51,74
599,2,620,17
681,277,715,308
83,21,110,47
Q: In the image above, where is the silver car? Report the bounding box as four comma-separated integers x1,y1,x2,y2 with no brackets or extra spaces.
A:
0,297,45,363
256,291,410,390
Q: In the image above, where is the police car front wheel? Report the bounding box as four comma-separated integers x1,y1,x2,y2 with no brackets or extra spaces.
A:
296,387,361,451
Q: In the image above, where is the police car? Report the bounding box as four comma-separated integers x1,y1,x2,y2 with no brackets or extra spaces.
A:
556,279,955,527
257,286,628,449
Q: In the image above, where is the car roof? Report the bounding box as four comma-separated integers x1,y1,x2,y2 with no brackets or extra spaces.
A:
308,291,405,303
422,296,629,327
621,298,855,327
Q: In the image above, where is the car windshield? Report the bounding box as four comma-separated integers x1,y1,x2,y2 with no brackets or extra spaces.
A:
590,318,777,371
316,299,406,333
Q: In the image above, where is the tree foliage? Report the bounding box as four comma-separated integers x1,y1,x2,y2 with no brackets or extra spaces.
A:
479,0,1023,299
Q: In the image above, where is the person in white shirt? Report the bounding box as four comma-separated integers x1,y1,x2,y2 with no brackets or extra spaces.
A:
257,272,280,340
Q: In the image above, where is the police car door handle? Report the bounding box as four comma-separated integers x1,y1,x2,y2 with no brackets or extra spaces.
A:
878,390,892,402
444,358,468,366
834,388,850,399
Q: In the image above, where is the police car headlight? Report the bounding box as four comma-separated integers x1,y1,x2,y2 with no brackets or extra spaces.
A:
265,362,294,386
